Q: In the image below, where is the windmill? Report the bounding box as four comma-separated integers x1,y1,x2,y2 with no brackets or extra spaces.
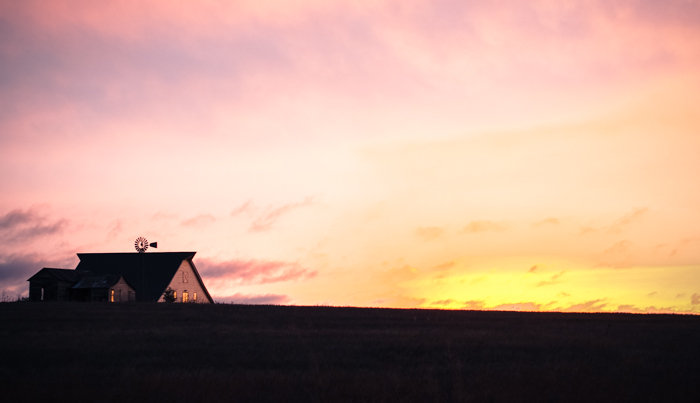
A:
134,237,158,253
135,237,157,301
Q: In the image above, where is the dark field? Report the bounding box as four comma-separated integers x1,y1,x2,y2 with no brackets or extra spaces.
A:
1,303,699,402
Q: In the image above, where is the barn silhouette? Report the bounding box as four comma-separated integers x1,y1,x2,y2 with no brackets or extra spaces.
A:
27,252,213,303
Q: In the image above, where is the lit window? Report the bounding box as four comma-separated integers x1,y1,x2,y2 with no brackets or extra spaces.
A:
174,291,177,301
110,289,114,302
183,291,189,303
193,292,197,302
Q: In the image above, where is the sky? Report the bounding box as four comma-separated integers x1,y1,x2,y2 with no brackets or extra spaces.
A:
1,0,700,313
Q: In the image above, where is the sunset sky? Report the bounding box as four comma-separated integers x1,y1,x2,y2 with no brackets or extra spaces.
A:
1,0,699,313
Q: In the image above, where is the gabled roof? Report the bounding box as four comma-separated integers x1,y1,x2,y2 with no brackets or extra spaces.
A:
72,274,129,289
27,268,87,282
75,252,196,302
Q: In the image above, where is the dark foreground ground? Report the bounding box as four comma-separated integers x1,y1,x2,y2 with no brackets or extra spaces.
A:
0,303,698,402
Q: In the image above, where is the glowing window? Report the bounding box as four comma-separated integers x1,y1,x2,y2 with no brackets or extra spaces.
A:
174,291,177,301
193,292,197,302
183,291,189,303
110,289,114,302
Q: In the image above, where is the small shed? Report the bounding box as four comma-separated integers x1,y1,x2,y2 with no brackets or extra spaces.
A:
72,274,135,302
28,268,86,302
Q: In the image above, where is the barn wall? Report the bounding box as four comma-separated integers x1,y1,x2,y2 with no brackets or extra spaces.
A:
110,277,135,302
56,281,73,301
159,260,211,303
27,279,73,301
28,273,58,301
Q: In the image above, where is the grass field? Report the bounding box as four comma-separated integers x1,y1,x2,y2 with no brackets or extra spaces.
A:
1,303,698,402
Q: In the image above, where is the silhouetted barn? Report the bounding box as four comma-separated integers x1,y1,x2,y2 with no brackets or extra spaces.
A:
27,252,213,303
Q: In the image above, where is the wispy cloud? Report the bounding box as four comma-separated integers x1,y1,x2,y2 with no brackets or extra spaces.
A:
562,299,607,312
492,302,541,311
580,208,648,235
106,220,122,241
536,271,565,287
533,217,559,226
431,261,456,272
197,258,316,285
598,240,633,268
460,220,506,233
0,207,68,243
415,226,444,241
431,298,456,306
181,214,216,227
215,293,292,305
230,200,253,217
463,300,486,310
249,197,314,232
607,208,648,234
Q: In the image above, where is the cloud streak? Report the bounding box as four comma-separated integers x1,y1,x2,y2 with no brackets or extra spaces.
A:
249,198,314,232
198,258,317,285
0,208,67,243
460,221,506,234
181,214,216,227
215,293,292,305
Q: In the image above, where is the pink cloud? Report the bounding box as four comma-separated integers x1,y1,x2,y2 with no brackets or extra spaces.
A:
180,214,216,227
197,258,316,285
431,261,456,272
598,240,633,268
230,200,253,217
492,302,542,312
562,299,607,312
106,220,122,241
462,300,486,310
215,292,292,305
431,298,456,306
691,294,700,305
249,198,313,232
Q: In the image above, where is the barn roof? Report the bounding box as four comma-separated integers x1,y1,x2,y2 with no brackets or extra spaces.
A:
72,274,127,289
27,268,87,282
75,252,196,302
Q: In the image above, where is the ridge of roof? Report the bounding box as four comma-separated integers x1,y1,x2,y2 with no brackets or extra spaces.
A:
27,268,87,282
77,252,196,257
72,274,124,289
